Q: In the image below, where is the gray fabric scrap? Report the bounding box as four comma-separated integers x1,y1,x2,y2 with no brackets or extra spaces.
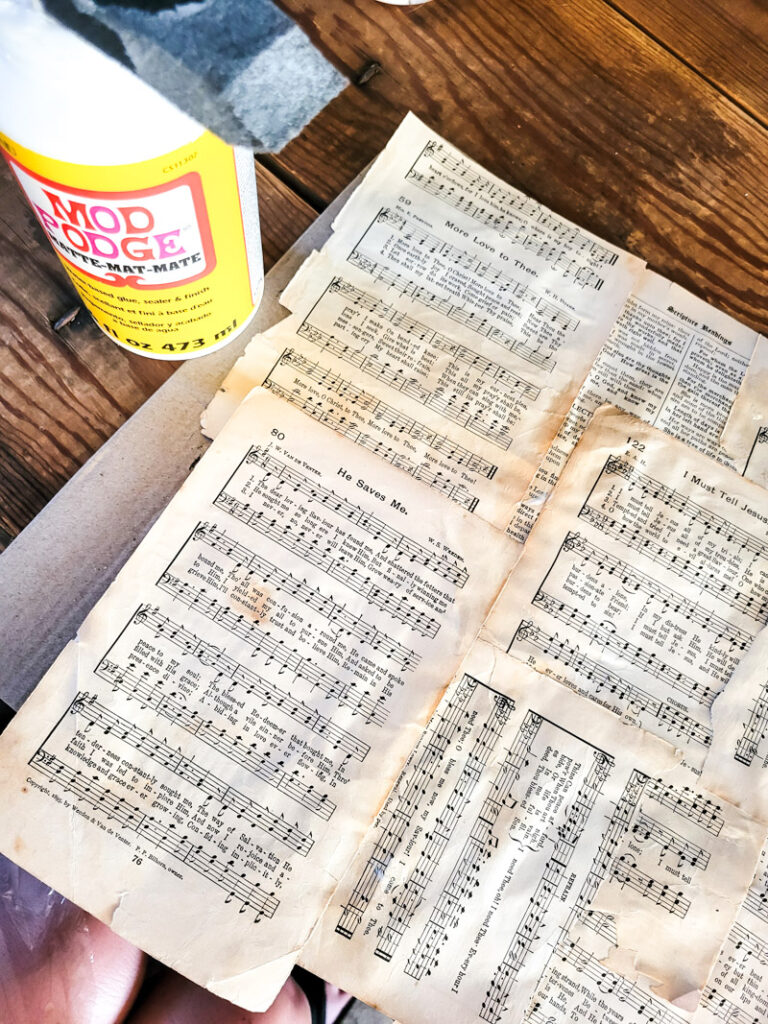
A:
43,0,346,150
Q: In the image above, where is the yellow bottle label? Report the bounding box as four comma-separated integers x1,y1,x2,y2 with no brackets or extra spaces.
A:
0,130,262,358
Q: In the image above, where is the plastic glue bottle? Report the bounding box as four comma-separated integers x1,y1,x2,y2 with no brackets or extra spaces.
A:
0,1,263,359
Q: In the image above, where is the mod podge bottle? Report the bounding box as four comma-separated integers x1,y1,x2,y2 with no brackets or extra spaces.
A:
0,1,263,359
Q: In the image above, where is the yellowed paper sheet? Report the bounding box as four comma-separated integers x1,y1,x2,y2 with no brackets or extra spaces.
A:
203,113,644,530
0,388,518,1011
508,270,761,541
483,406,768,790
720,333,768,489
299,642,762,1024
694,837,768,1024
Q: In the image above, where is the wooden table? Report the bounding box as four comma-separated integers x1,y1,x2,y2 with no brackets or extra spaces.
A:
2,0,767,551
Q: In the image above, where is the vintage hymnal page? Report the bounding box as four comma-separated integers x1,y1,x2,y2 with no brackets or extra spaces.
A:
721,333,768,489
0,388,518,1011
483,406,768,789
299,642,762,1024
508,270,762,541
203,113,644,530
695,837,768,1023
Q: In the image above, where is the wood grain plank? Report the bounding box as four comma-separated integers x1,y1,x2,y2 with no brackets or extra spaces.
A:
273,0,768,335
0,159,315,549
606,0,768,126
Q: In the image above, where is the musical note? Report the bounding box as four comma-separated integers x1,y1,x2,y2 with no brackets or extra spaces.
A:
700,983,763,1023
92,660,339,817
555,939,687,1024
599,457,768,562
725,921,768,965
331,264,552,380
735,681,768,766
564,769,647,935
644,777,724,837
555,530,754,655
353,208,580,332
523,602,715,745
406,711,544,980
270,348,498,479
294,315,524,451
578,504,768,627
743,886,768,926
405,144,616,287
211,491,439,639
631,810,710,870
610,854,691,918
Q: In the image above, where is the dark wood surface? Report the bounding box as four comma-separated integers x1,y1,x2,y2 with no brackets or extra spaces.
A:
1,0,767,551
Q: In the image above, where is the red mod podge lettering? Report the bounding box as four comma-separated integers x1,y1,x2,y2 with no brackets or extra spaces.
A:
15,166,215,289
0,130,262,359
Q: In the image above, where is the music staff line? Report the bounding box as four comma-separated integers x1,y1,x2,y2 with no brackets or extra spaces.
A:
729,920,768,965
405,711,540,982
93,658,340,817
153,582,390,727
238,447,468,587
344,251,556,376
610,853,690,919
700,983,760,1024
600,456,768,563
67,692,315,854
374,694,512,962
631,810,710,871
531,588,719,726
512,620,713,749
213,491,439,639
366,207,580,332
169,525,420,672
274,347,498,478
407,166,607,290
335,676,483,940
296,319,515,451
264,379,479,513
30,750,280,923
326,274,548,383
734,681,768,767
644,777,724,838
561,529,751,666
549,939,687,1024
103,611,369,762
743,886,768,926
481,754,609,1024
418,141,619,266
579,504,768,628
565,770,646,943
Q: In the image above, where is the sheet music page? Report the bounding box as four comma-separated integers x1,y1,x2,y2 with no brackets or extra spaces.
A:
508,270,761,541
203,112,644,530
721,333,768,489
299,642,762,1024
482,406,768,790
0,388,517,1011
695,838,768,1024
